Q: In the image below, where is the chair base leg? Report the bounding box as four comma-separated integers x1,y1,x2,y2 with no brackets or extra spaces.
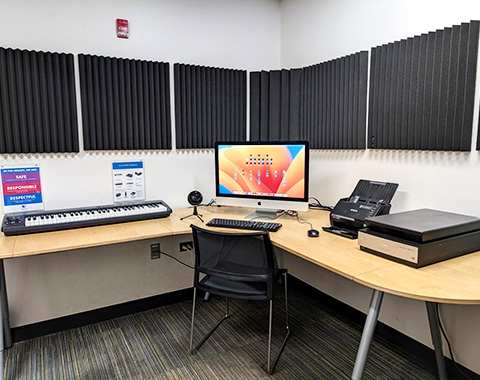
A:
267,326,291,374
190,281,291,375
191,313,230,354
190,292,230,354
267,272,291,374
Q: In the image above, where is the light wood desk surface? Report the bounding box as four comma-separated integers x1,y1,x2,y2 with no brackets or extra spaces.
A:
9,218,173,258
0,236,14,260
186,206,396,280
2,205,480,304
354,255,480,304
175,206,480,305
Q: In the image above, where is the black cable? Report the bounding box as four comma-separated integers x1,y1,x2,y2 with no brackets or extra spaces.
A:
436,304,473,380
273,210,293,220
275,210,313,230
202,198,216,207
308,197,333,211
274,210,291,218
294,213,313,230
160,251,194,269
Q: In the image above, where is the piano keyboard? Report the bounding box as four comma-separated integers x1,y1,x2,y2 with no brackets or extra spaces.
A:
1,200,172,236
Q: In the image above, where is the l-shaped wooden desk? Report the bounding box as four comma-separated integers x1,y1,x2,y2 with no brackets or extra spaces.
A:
1,206,480,379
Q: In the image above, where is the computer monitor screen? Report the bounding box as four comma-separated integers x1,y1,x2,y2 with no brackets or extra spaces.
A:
214,141,310,219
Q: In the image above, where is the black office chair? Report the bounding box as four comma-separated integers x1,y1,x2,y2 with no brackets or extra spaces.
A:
189,224,290,374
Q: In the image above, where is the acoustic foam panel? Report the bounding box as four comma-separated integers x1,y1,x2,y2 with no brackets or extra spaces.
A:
79,54,171,150
174,63,246,149
0,47,79,153
369,21,479,151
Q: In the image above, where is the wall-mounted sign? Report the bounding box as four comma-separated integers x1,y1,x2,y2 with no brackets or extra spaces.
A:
1,165,44,213
112,161,145,202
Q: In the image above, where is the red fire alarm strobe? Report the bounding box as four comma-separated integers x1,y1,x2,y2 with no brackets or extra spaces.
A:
117,19,129,39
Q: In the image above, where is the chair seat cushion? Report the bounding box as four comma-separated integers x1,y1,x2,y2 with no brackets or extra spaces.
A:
206,260,269,277
199,275,268,298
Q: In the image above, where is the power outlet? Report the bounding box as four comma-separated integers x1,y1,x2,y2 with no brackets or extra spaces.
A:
150,243,161,259
179,241,193,252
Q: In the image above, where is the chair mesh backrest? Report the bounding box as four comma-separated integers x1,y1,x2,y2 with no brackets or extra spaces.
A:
191,225,276,287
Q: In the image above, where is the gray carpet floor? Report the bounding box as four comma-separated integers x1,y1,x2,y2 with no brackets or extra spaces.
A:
4,283,441,379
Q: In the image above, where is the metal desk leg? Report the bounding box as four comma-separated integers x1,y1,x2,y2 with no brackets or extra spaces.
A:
352,290,384,380
425,302,448,380
0,260,5,380
0,261,11,349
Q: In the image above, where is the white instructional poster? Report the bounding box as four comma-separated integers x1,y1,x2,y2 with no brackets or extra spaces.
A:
112,161,145,202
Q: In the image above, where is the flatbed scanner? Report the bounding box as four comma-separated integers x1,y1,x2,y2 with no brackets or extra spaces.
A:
322,179,399,239
358,208,480,267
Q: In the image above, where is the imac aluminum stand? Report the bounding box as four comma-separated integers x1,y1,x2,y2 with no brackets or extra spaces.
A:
245,208,277,221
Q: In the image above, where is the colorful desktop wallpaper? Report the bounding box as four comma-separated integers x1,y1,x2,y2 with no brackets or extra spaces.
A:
217,144,306,199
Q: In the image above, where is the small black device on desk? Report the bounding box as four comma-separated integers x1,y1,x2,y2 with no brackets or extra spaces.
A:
322,179,398,239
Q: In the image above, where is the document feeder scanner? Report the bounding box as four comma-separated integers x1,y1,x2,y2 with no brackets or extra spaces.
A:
322,179,399,239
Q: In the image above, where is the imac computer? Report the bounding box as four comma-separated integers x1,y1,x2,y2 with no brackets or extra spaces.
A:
214,141,310,219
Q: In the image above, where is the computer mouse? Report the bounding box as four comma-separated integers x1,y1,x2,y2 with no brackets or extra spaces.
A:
308,229,319,238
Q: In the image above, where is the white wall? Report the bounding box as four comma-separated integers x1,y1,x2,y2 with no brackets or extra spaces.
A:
281,0,480,374
2,0,281,69
1,0,480,375
281,0,480,68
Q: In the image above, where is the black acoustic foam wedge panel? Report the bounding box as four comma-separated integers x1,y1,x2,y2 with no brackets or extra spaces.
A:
79,54,171,150
369,21,480,151
0,47,79,153
174,63,246,149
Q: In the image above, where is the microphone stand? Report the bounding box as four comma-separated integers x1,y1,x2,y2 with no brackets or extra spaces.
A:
180,205,204,222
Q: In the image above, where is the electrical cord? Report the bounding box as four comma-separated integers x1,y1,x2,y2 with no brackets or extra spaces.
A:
308,197,333,211
279,210,297,218
273,210,293,220
294,213,313,230
275,210,314,230
437,304,473,380
160,250,194,269
202,198,216,207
